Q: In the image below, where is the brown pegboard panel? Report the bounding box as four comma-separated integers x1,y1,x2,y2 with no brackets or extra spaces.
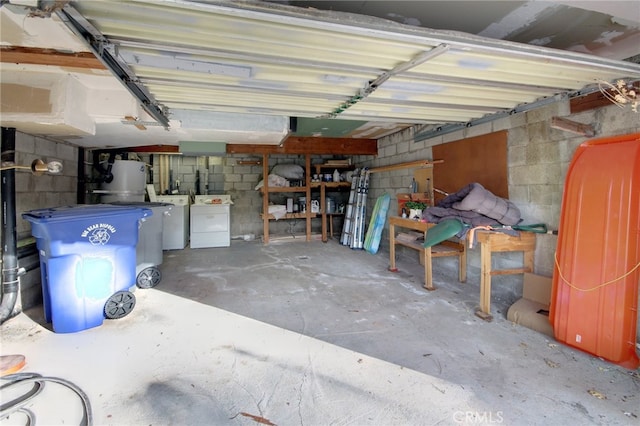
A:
432,131,508,205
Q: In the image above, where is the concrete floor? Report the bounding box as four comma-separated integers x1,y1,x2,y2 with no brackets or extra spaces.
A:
1,238,639,425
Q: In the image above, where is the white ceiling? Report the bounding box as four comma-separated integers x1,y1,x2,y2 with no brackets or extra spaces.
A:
275,1,640,61
1,0,639,150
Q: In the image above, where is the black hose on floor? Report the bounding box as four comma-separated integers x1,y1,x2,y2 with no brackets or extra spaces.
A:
0,372,93,426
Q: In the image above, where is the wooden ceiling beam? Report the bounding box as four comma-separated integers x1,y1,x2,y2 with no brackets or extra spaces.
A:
226,136,378,155
108,138,378,155
570,80,639,113
569,91,613,113
0,46,105,70
126,145,180,153
550,117,595,137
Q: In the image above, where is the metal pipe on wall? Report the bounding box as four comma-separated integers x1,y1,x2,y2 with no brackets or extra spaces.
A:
0,127,20,323
158,154,170,195
77,147,85,204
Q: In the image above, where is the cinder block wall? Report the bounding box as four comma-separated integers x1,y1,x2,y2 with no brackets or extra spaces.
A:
358,126,431,205
6,101,639,332
223,156,266,238
358,101,640,307
14,132,78,233
152,153,344,238
224,154,316,238
7,132,79,312
197,99,636,269
10,101,638,314
358,101,571,273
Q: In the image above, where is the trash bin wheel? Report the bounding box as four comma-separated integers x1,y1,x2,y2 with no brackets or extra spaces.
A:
104,291,136,319
137,266,162,289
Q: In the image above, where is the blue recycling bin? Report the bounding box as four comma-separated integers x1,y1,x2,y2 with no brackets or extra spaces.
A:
22,204,152,333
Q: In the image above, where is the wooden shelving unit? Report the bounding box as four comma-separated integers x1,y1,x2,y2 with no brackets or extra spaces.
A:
262,186,307,193
230,138,378,244
261,155,357,243
315,170,353,242
261,153,313,243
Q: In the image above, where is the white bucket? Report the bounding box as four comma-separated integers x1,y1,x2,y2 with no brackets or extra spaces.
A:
326,197,335,213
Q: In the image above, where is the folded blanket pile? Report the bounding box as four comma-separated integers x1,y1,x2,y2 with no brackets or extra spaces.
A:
423,183,521,230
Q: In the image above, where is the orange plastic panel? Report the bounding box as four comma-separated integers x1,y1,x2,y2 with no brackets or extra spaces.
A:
550,133,640,369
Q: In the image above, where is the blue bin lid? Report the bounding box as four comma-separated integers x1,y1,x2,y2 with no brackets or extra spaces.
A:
22,204,151,249
22,204,152,223
107,201,173,207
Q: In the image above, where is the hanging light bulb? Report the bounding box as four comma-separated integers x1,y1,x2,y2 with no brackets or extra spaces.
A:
30,159,64,175
0,159,63,175
46,160,63,174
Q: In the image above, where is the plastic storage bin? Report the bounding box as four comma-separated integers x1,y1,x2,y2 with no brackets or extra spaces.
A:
22,204,152,333
107,201,172,288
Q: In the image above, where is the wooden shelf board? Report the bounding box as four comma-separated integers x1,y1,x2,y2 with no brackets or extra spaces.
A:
310,182,351,189
261,186,308,193
261,213,317,220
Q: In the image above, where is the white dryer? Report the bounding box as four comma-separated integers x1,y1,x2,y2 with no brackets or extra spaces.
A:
190,195,231,248
156,195,190,250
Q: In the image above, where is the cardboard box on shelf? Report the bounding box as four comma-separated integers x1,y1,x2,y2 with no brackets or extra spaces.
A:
507,273,553,337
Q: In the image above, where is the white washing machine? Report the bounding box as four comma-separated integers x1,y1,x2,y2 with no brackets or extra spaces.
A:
156,195,190,250
190,195,231,248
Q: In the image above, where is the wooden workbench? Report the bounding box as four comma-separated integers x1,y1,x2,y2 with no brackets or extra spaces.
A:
474,230,536,321
388,216,466,290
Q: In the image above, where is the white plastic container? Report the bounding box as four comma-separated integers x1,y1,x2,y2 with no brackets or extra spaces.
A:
100,160,147,203
326,197,335,213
